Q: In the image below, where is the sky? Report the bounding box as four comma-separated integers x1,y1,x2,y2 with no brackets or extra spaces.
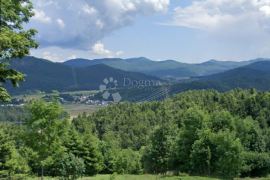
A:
24,0,270,63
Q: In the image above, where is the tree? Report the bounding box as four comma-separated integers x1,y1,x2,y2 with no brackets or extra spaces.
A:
50,152,85,180
81,133,104,176
175,107,209,172
0,0,39,102
113,149,142,175
190,129,244,178
0,125,30,179
23,99,69,180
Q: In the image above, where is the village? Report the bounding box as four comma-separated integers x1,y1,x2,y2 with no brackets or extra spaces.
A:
0,93,118,107
70,94,118,106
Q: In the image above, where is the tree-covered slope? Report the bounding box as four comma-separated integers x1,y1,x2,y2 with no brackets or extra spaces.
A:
63,57,270,77
3,57,161,94
100,61,270,102
199,61,270,81
72,88,270,178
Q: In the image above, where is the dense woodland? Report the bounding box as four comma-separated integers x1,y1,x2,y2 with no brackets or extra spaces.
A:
1,88,270,179
3,57,161,94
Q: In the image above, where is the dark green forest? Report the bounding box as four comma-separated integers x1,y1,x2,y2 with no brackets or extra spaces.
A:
3,57,161,94
5,57,270,98
64,57,268,77
0,106,26,122
2,88,270,179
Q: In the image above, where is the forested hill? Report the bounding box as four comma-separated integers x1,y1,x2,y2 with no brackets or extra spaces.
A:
94,61,270,102
71,88,270,178
63,57,270,77
193,61,270,91
200,61,270,81
3,56,161,94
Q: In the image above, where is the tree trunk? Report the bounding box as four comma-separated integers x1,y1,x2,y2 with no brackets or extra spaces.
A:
41,166,44,180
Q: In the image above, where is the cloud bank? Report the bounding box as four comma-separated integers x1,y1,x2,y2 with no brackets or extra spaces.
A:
27,0,170,50
162,0,270,32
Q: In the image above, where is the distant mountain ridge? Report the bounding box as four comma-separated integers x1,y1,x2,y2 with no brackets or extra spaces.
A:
63,57,270,78
200,61,270,81
3,56,162,94
109,61,270,101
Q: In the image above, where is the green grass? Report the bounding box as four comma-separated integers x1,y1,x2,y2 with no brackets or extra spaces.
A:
62,104,102,119
60,90,99,95
12,90,102,119
13,90,99,101
21,175,220,180
19,175,270,180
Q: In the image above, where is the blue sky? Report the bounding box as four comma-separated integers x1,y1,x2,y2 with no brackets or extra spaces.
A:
26,0,270,63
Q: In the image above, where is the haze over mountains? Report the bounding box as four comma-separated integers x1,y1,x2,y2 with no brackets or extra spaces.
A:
3,56,270,96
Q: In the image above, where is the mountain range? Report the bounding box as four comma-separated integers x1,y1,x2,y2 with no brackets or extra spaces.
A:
3,56,161,94
63,57,270,77
2,56,270,97
105,61,270,102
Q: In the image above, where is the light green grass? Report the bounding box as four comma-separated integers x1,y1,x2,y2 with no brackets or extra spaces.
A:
13,94,43,101
62,104,102,119
20,175,218,180
13,90,101,119
13,90,99,101
20,175,270,180
60,90,99,95
26,175,270,180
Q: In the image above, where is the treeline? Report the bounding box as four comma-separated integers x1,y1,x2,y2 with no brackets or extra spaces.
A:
0,106,27,122
1,88,270,179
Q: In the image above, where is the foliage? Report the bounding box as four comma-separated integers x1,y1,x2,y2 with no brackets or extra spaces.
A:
50,152,85,180
0,0,39,102
113,149,142,175
22,99,69,178
3,88,270,179
0,106,27,122
0,125,29,178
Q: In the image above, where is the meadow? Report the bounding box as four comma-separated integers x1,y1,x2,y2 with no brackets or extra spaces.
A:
13,90,102,118
25,175,270,180
62,104,102,119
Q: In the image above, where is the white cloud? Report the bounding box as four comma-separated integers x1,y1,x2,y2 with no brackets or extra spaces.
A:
91,42,124,58
36,0,54,7
91,42,112,56
42,51,62,62
42,51,51,56
32,9,51,23
56,19,65,29
161,0,270,31
260,5,270,17
95,20,104,29
68,55,77,59
26,0,170,49
116,51,124,56
82,4,97,15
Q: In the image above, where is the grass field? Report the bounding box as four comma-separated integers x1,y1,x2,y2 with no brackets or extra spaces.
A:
59,90,99,95
12,90,102,119
62,104,102,119
25,175,270,180
13,90,99,101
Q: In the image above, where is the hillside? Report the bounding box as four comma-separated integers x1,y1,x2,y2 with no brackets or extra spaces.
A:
100,61,270,102
63,57,269,77
199,61,270,81
3,56,161,94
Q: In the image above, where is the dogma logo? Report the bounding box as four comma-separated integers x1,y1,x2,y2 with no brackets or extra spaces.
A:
99,77,122,102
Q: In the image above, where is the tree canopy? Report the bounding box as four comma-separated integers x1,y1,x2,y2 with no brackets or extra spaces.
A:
0,0,39,102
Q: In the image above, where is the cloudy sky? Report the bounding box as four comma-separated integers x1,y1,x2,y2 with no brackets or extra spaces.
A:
25,0,270,63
